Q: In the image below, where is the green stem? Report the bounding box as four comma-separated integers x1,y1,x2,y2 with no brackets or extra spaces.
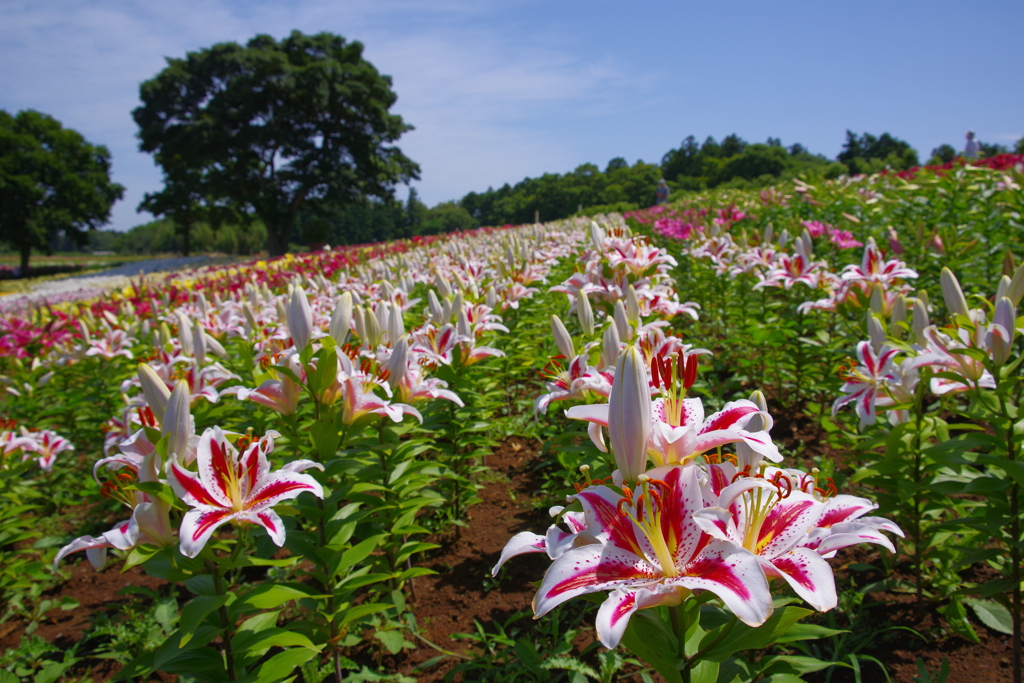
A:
208,560,237,682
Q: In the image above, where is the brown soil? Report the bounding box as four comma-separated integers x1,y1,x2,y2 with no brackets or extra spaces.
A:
2,436,1020,682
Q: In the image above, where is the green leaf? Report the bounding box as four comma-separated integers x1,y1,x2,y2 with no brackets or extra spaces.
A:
256,648,320,683
233,627,320,654
620,610,683,683
177,595,228,647
699,607,813,662
235,583,322,611
331,535,383,577
965,598,1014,635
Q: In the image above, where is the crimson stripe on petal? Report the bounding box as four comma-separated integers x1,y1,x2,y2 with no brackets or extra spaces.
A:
171,463,222,506
191,508,233,542
685,554,751,600
247,478,317,507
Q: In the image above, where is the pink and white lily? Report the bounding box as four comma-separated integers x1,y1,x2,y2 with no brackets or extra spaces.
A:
532,465,773,649
169,427,324,557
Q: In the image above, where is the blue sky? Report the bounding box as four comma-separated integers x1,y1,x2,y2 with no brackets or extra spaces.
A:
2,0,1021,232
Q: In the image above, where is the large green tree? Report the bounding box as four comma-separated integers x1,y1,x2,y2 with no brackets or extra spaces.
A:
134,31,420,256
0,110,124,271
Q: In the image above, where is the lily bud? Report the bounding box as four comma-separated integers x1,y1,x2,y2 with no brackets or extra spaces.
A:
138,363,171,422
892,295,907,329
577,293,595,337
427,290,443,323
388,303,405,344
457,308,473,339
388,336,409,391
601,323,620,369
778,229,790,248
353,305,367,342
204,333,226,359
330,292,353,346
163,380,193,462
869,286,885,316
192,324,207,366
608,345,652,483
550,315,575,358
1009,263,1024,307
243,303,258,338
625,285,641,325
176,313,194,356
485,286,498,309
590,221,605,252
940,268,969,319
435,273,453,299
996,275,1012,302
363,307,381,348
912,298,930,345
993,297,1017,364
196,293,209,318
762,224,774,244
287,286,313,352
613,300,632,341
158,322,172,349
867,313,886,355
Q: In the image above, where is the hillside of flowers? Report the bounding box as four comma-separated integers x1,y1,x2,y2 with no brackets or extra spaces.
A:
1,155,1023,683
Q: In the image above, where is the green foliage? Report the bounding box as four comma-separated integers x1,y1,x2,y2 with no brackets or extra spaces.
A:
134,31,419,256
0,109,124,270
837,130,919,174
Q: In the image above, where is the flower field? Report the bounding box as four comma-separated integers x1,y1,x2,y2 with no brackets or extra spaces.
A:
1,155,1023,683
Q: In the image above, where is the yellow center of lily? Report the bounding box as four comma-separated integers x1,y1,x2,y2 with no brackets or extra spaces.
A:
621,475,679,578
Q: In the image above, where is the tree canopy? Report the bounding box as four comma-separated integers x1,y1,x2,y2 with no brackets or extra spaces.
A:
133,31,420,256
0,110,124,271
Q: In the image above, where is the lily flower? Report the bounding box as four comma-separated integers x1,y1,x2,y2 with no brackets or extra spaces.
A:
169,427,324,557
533,465,772,649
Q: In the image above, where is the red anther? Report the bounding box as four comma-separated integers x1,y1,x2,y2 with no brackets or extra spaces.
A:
573,483,584,493
683,354,698,390
617,497,631,515
824,479,838,498
99,482,116,499
675,352,686,382
620,486,634,504
116,472,135,485
648,488,664,512
650,358,662,389
647,477,671,493
770,472,792,498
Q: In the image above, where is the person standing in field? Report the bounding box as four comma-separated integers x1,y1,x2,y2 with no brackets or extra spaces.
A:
965,131,981,158
655,179,670,205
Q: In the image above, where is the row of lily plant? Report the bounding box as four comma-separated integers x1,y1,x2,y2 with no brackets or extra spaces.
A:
492,219,903,683
1,220,595,681
630,159,1024,681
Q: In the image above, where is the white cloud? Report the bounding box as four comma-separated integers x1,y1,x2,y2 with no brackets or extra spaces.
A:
0,0,660,229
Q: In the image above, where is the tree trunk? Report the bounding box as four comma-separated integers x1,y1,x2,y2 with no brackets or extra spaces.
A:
265,222,288,257
19,242,31,275
182,220,191,257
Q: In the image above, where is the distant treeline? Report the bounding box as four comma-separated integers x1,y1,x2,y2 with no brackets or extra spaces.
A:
44,130,1022,256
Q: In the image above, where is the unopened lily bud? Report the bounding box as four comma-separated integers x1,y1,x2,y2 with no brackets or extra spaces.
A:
435,273,452,299
892,294,909,331
996,275,1012,302
452,291,465,318
158,322,172,349
441,298,454,325
204,333,226,359
778,229,790,248
243,303,258,338
163,380,193,461
138,363,171,422
577,293,595,337
389,304,405,343
867,314,886,355
1008,263,1024,307
625,285,641,325
485,286,498,309
762,224,774,244
590,221,605,252
613,300,632,341
388,336,409,391
330,292,353,346
550,315,575,358
275,298,288,329
601,324,620,369
176,313,194,357
427,290,443,323
912,299,930,345
196,293,209,318
940,268,969,319
192,325,207,366
457,308,473,339
140,319,150,339
287,286,313,352
607,345,652,483
870,286,885,316
363,307,381,347
995,296,1017,349
353,305,367,342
